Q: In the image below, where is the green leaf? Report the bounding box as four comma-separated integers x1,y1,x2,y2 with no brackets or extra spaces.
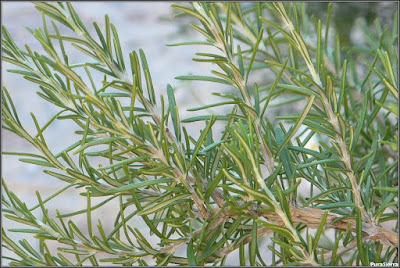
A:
373,187,398,194
366,86,389,127
8,228,47,235
18,158,55,168
303,119,336,138
275,95,315,156
246,28,264,83
175,75,232,85
111,23,125,71
260,58,289,118
58,248,91,255
204,170,224,201
73,137,123,155
296,158,341,169
199,139,228,154
198,216,243,261
187,239,197,266
275,126,293,180
277,83,317,97
265,162,282,188
187,101,238,111
171,5,209,26
316,20,322,74
359,130,378,184
43,170,75,183
312,209,328,253
317,202,355,209
68,221,91,244
166,41,213,46
272,237,304,261
351,92,369,151
223,169,272,206
188,116,216,168
256,219,294,241
106,178,173,194
167,84,181,141
137,193,190,216
356,207,368,265
97,155,149,171
274,183,292,223
303,186,350,206
249,220,257,266
181,115,229,123
337,60,347,113
287,146,328,160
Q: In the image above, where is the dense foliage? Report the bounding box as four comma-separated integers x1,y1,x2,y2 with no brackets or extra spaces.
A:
2,2,398,266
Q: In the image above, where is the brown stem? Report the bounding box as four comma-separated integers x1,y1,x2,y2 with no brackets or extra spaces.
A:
192,206,398,248
321,93,369,222
182,206,397,264
262,206,398,248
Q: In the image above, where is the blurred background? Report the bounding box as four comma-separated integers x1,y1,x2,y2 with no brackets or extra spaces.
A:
1,1,397,265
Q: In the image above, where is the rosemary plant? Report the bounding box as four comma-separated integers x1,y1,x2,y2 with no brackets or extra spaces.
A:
2,2,398,266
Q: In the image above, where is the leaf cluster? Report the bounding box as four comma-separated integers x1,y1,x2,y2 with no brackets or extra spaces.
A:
2,2,398,266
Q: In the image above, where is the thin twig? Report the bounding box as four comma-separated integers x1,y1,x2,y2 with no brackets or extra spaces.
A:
273,2,370,224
